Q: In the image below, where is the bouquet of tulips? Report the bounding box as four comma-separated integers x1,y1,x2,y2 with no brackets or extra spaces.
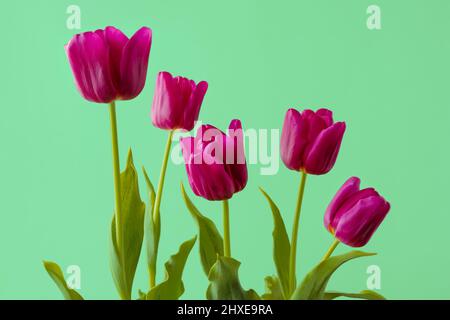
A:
43,26,390,301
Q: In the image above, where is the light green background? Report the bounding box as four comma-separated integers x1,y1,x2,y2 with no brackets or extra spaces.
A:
1,0,448,299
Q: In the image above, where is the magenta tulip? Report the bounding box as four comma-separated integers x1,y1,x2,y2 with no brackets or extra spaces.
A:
324,177,390,247
151,72,208,131
280,108,346,175
65,26,152,103
180,120,247,201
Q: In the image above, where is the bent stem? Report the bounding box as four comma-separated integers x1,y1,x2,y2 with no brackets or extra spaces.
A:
321,238,340,262
223,199,231,257
288,171,307,295
109,102,123,251
150,130,174,288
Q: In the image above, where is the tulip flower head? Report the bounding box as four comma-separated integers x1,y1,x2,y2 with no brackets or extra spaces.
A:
65,26,152,103
151,72,208,131
281,108,346,175
324,177,390,247
180,120,247,201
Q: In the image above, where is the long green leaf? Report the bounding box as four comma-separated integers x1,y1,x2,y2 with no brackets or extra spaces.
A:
261,275,284,300
146,236,197,300
181,183,224,276
292,251,375,300
260,187,290,298
109,149,146,300
207,256,260,300
142,167,159,286
324,290,386,300
43,261,83,300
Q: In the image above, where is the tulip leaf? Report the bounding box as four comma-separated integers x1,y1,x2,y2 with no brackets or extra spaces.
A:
109,150,146,300
142,167,159,287
291,251,375,300
259,187,291,298
181,183,224,276
146,236,197,300
261,275,285,300
43,261,84,300
323,290,385,300
206,256,260,300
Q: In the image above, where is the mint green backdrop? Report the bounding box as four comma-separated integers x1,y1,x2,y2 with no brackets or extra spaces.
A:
0,0,448,299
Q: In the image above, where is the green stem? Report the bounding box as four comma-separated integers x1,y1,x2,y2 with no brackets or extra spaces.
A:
288,171,307,295
109,102,123,250
321,239,340,262
223,199,231,257
150,130,174,288
109,102,128,300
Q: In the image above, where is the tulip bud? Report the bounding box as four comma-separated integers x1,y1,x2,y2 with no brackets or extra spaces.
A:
151,72,208,131
280,108,345,175
180,120,247,201
65,26,152,103
324,177,390,247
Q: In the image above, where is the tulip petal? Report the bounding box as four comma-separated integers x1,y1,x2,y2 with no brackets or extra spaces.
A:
324,177,360,232
198,124,224,157
104,26,128,90
316,108,333,127
119,27,152,100
228,163,248,193
151,72,179,129
181,120,248,201
151,71,208,131
173,77,196,129
302,109,329,145
66,31,117,103
332,187,380,227
228,119,242,132
280,109,309,171
180,137,195,164
334,196,390,247
183,81,208,131
304,122,346,175
225,120,248,193
226,119,244,164
185,162,236,201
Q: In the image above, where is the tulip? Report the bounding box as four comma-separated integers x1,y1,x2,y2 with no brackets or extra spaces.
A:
281,108,346,295
181,119,247,257
65,26,152,299
151,72,208,131
281,108,346,175
181,119,247,201
66,26,152,103
148,72,208,287
323,177,390,249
